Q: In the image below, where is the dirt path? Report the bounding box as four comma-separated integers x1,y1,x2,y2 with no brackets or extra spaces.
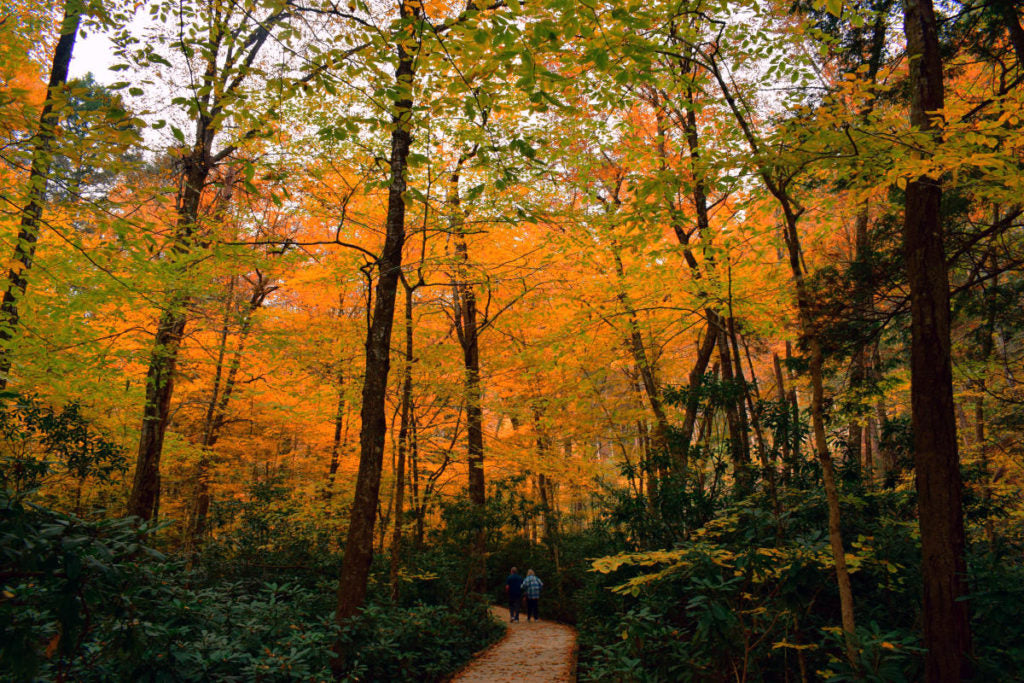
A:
450,606,577,682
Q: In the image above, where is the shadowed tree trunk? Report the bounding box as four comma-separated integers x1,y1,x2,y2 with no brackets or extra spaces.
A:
186,273,274,556
324,371,347,499
650,85,722,471
717,317,752,497
976,252,998,547
708,52,858,662
448,157,487,594
0,1,81,388
334,1,421,654
128,155,218,520
998,0,1024,69
390,282,415,601
902,0,973,677
128,7,282,520
609,245,673,477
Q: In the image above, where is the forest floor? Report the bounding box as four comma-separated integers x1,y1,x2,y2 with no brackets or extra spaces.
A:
449,605,578,682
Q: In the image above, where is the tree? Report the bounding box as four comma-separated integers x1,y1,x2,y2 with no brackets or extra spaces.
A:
126,0,294,520
0,0,83,387
901,0,972,677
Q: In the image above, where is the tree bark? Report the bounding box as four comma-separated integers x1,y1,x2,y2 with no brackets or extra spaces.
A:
390,283,414,601
677,319,718,471
708,51,858,658
186,275,271,555
334,1,418,645
325,292,353,501
717,317,752,496
773,353,792,473
449,162,487,593
902,1,973,677
649,89,718,471
610,250,673,474
0,2,82,387
998,0,1024,70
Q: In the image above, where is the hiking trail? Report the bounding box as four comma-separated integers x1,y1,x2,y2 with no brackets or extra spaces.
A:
450,606,577,682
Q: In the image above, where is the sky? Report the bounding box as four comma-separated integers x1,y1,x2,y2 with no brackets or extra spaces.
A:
70,30,117,82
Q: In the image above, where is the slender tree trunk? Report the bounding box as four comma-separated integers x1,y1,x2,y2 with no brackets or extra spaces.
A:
410,413,424,548
325,372,347,498
785,342,803,472
718,318,752,496
862,418,875,485
537,471,561,574
333,3,418,643
663,86,721,470
0,1,81,387
726,317,753,462
998,0,1024,70
773,353,792,477
977,254,998,547
186,276,270,554
902,1,973,677
784,201,859,659
390,284,414,601
710,50,858,654
847,207,873,476
678,319,718,469
867,416,881,479
128,111,221,520
184,277,236,556
449,165,487,594
611,250,673,473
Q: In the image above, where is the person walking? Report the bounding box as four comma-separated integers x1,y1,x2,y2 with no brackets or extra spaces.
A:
505,567,524,622
522,568,543,622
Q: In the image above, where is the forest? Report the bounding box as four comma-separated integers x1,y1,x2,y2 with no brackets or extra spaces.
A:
2,0,1023,680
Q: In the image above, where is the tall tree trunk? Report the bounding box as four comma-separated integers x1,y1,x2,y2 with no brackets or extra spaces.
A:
449,163,487,594
678,320,719,469
709,52,858,657
0,1,81,387
867,416,880,480
410,412,424,548
128,1,283,522
186,275,271,555
846,3,889,484
662,85,721,470
998,0,1024,70
847,205,871,472
902,1,973,677
611,250,673,473
976,253,998,547
773,353,792,478
325,372,347,499
184,277,236,556
334,2,419,646
390,283,414,601
325,292,352,501
847,355,866,474
128,144,223,520
717,318,752,496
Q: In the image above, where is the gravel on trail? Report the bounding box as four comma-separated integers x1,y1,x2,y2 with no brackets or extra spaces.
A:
449,606,577,682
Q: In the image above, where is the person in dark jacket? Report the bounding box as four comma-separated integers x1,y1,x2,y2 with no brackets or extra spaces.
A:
505,567,524,622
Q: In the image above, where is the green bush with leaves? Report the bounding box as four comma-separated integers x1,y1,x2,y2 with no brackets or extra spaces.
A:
1,492,502,682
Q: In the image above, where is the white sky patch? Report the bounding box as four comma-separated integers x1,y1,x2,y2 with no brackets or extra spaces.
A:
69,8,152,83
69,30,117,81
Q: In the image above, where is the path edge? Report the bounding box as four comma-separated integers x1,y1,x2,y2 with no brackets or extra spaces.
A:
567,624,579,682
440,606,509,682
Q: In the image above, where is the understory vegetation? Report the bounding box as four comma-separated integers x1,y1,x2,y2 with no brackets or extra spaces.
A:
5,394,1024,680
